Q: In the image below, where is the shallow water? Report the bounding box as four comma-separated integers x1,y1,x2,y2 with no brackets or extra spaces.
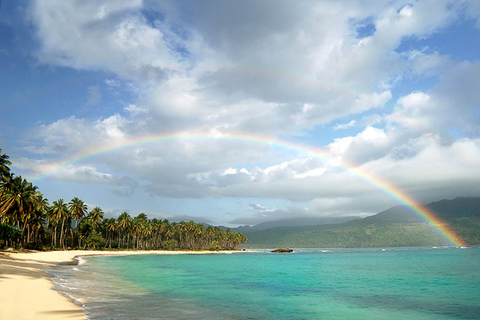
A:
50,247,480,319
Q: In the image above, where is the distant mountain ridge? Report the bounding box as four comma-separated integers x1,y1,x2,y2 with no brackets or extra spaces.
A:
242,197,480,248
235,216,360,232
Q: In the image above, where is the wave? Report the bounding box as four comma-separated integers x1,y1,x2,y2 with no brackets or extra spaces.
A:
76,257,87,266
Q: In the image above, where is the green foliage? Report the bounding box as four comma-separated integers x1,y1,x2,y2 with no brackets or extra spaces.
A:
78,218,93,239
163,239,178,250
245,205,480,248
0,224,22,247
85,231,104,249
207,240,222,251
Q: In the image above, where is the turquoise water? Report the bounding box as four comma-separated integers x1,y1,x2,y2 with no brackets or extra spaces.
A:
51,247,480,319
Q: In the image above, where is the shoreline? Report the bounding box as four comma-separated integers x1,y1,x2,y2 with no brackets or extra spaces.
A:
0,249,242,320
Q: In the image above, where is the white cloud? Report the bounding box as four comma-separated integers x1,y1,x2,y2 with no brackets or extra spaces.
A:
388,61,480,137
334,120,357,130
31,0,185,80
249,204,277,213
29,0,460,138
13,157,136,189
359,114,383,127
124,104,146,116
29,114,130,156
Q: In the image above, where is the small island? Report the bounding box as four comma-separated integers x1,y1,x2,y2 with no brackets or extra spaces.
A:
272,248,294,253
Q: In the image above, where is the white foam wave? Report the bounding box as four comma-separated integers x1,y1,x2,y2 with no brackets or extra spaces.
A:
61,291,84,306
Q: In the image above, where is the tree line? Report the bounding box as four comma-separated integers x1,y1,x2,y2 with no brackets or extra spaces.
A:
0,149,247,250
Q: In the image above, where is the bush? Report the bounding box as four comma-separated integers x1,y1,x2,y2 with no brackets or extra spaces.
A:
24,241,44,251
0,224,22,247
163,239,178,250
85,231,104,249
207,240,222,251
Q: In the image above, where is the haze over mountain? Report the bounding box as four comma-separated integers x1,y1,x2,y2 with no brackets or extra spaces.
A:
235,216,360,232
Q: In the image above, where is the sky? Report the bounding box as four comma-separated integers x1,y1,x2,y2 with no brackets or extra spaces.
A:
0,0,479,227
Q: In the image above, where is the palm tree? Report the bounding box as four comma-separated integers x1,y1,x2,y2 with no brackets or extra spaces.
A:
117,212,132,248
21,193,47,244
132,213,148,249
0,148,11,182
69,197,87,229
0,175,41,245
69,197,87,247
47,208,59,248
178,220,188,248
104,218,117,249
50,199,70,249
164,222,176,249
194,223,205,249
89,207,104,231
29,206,47,244
205,225,213,246
142,221,152,249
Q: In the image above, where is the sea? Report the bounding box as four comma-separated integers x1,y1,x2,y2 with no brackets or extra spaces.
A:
48,246,480,320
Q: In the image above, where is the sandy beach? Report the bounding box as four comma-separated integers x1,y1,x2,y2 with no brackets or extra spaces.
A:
0,250,233,320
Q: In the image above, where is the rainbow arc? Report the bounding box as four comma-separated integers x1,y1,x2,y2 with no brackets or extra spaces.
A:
31,132,466,246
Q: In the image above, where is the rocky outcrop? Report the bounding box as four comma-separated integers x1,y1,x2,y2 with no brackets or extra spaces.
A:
272,248,293,253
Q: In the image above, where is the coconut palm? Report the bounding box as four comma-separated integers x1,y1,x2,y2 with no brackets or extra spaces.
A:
50,199,70,249
178,220,188,248
117,212,132,248
68,197,87,247
0,149,11,182
0,175,41,241
89,207,104,231
69,197,87,229
194,223,205,249
21,193,47,244
141,222,152,249
104,218,117,249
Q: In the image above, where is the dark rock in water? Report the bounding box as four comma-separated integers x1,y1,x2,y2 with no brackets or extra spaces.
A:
272,248,293,253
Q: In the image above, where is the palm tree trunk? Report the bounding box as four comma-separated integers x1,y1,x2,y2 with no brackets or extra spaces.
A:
53,225,58,248
27,224,31,243
60,220,65,249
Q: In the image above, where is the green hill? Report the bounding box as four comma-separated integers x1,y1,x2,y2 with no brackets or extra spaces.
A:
244,197,480,248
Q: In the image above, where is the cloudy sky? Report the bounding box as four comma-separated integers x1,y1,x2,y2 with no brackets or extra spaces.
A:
1,0,479,226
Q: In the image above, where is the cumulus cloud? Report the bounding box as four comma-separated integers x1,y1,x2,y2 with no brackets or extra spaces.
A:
334,120,357,130
29,0,456,137
30,0,185,80
29,114,129,155
13,157,137,190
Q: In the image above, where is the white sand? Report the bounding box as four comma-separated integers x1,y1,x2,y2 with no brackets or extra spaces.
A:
0,250,237,320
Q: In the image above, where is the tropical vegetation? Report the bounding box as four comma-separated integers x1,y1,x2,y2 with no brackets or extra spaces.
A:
243,197,480,248
0,149,247,250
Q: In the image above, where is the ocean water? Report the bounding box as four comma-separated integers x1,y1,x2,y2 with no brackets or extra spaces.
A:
50,247,480,319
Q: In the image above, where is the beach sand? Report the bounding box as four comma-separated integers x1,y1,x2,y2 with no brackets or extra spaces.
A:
0,250,234,320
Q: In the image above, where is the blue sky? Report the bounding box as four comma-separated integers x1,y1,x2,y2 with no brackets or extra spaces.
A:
1,0,479,226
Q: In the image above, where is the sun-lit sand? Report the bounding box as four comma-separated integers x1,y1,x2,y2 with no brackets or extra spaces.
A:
0,250,238,320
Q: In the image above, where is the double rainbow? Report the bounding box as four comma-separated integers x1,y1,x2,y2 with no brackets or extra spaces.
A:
31,132,466,246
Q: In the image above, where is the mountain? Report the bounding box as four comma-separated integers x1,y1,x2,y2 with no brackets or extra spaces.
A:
234,216,360,233
243,197,480,248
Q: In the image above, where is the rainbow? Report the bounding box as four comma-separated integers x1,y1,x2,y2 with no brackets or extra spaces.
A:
31,131,466,246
